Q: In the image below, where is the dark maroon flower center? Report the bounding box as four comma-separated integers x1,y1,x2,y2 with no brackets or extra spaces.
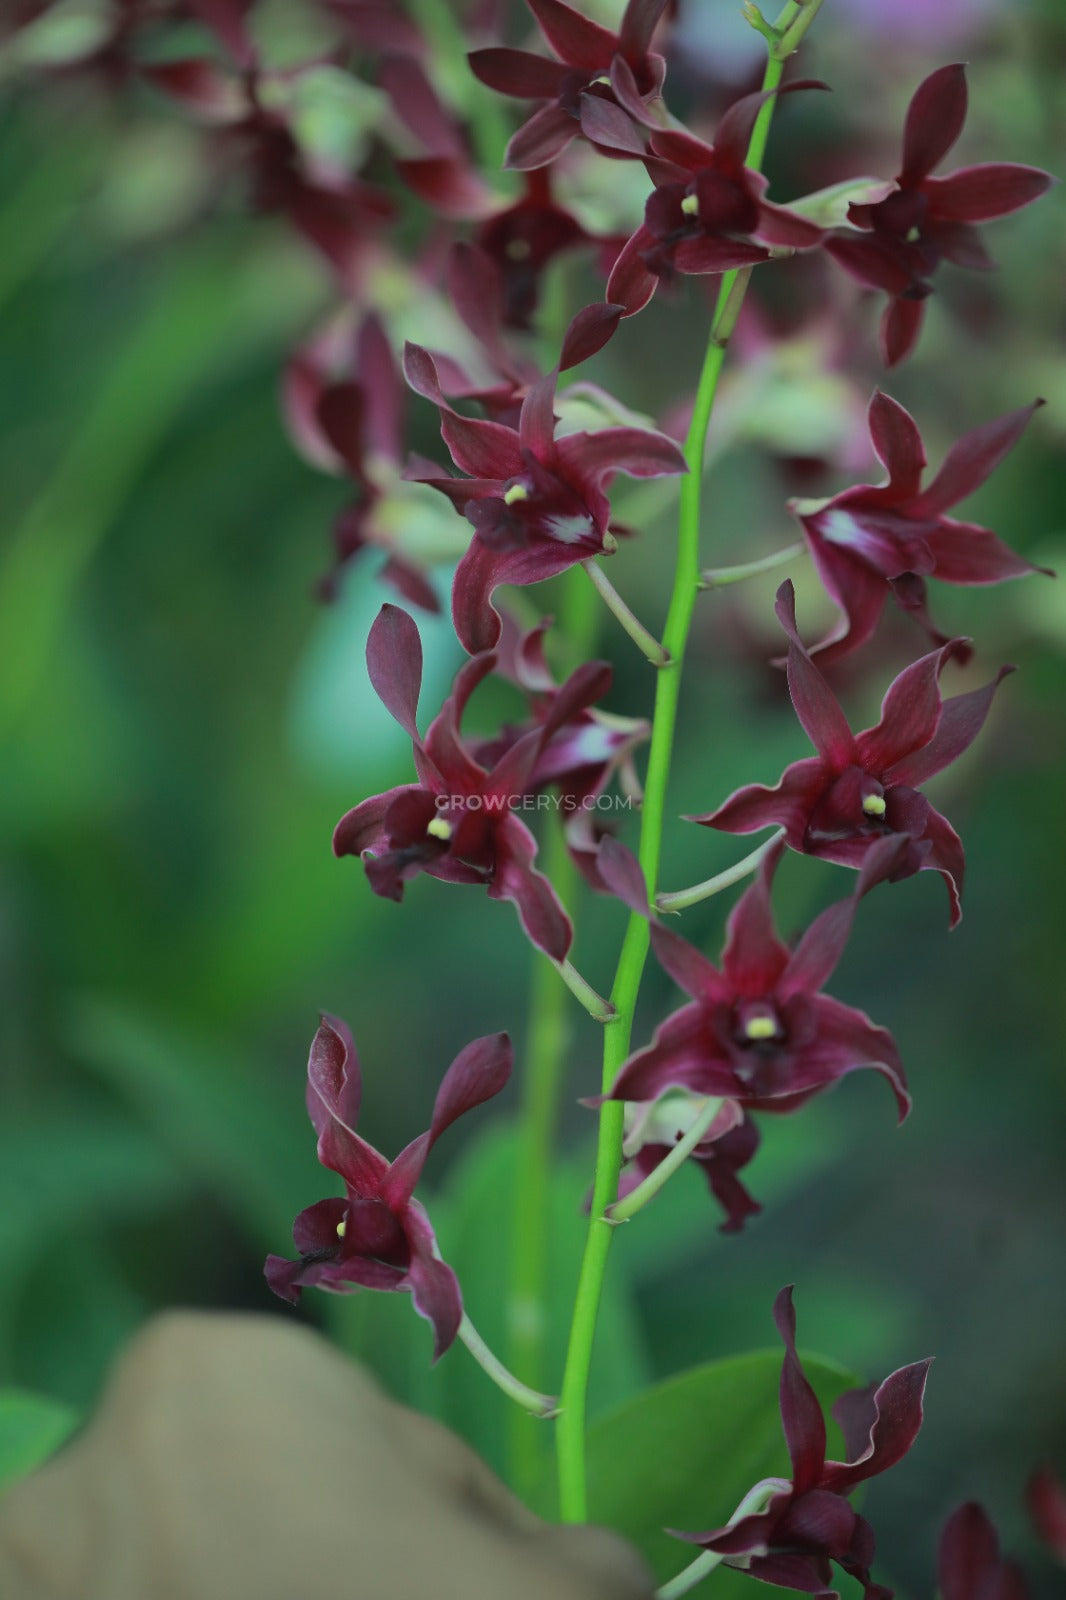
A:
467,453,597,552
645,169,758,249
806,766,891,846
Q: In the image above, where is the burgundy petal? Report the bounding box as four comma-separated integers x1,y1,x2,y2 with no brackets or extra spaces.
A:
755,199,827,249
505,104,578,170
333,786,420,858
773,1286,828,1495
650,921,731,1004
527,0,617,72
445,243,508,365
832,1382,879,1467
925,218,997,270
608,1003,738,1105
306,1016,390,1193
713,80,828,177
881,296,926,368
776,581,858,769
691,758,828,849
618,0,668,62
1027,1466,1066,1562
387,1033,513,1204
799,994,911,1121
555,424,687,485
867,391,926,496
579,94,646,156
854,640,961,775
467,46,570,98
720,839,791,994
520,371,560,461
800,535,890,664
821,1358,932,1493
915,803,966,927
923,162,1054,222
404,1211,464,1359
899,63,968,186
597,835,650,914
379,55,464,158
887,665,1014,787
560,302,625,369
366,604,422,739
395,155,496,218
671,236,772,276
826,233,916,296
778,835,911,1000
490,814,573,958
909,401,1043,517
291,1196,349,1259
606,225,660,316
925,521,1049,584
452,535,594,655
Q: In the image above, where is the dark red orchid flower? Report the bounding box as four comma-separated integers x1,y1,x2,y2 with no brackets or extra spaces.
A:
405,344,686,654
265,1015,511,1359
825,63,1054,365
333,603,629,960
693,581,1013,926
470,615,648,889
791,390,1048,662
606,83,827,317
605,836,910,1119
673,1286,931,1600
618,1095,762,1233
283,312,443,610
938,1503,1031,1600
1028,1466,1066,1564
469,0,670,171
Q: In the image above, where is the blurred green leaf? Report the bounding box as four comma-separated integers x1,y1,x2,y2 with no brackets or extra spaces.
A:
532,1349,855,1584
0,1388,79,1493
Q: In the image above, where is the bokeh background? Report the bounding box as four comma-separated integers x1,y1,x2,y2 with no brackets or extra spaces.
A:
1,0,1064,1594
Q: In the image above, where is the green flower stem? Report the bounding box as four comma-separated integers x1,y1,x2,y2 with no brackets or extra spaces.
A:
554,2,818,1524
606,1099,725,1224
583,559,669,665
458,1314,558,1417
699,541,805,589
774,0,826,60
656,832,786,914
655,1480,787,1598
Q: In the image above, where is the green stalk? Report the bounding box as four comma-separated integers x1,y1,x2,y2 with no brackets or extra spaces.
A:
553,7,811,1523
507,566,601,1493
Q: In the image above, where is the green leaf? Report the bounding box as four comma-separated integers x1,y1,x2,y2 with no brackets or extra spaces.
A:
534,1348,856,1583
0,1389,79,1493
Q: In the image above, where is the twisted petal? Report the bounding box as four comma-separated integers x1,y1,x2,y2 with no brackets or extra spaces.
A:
452,533,598,654
778,836,914,1001
821,1358,932,1494
776,581,858,768
801,534,890,663
916,801,966,927
490,814,573,959
854,640,962,774
691,757,827,847
605,224,660,316
386,1033,513,1206
305,1016,389,1192
773,1286,828,1496
333,785,422,859
886,666,1014,788
868,390,926,496
609,1003,736,1104
800,994,911,1121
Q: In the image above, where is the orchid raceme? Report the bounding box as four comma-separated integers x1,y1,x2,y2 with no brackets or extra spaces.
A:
670,1287,931,1600
265,1016,512,1358
825,63,1054,365
694,580,1014,925
607,83,828,316
469,0,670,171
790,390,1049,661
604,834,910,1122
405,344,687,653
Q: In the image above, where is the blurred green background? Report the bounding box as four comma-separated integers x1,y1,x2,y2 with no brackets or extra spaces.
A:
1,1,1064,1595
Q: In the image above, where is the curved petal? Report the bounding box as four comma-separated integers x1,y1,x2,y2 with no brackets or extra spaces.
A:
579,93,646,156
467,46,569,98
854,640,961,774
527,0,616,68
491,814,573,958
918,803,966,928
560,301,625,370
923,162,1054,222
606,225,660,316
867,390,926,496
671,236,771,275
452,534,592,655
909,400,1043,516
387,1033,514,1206
404,1212,464,1360
826,232,915,295
924,520,1049,584
755,198,827,249
773,1286,828,1496
366,604,422,738
619,0,668,62
505,104,578,170
306,1017,390,1192
714,80,829,177
778,836,912,1000
821,1358,932,1493
555,424,687,485
899,63,968,186
799,994,911,1121
776,581,858,768
333,785,422,858
608,1003,736,1104
691,757,828,849
650,921,731,1003
886,665,1014,787
801,531,890,664
881,296,926,368
938,1502,1003,1600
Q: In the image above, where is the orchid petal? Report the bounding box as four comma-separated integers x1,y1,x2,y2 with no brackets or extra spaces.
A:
867,391,926,495
910,400,1043,516
855,640,962,774
491,815,573,958
721,839,791,994
899,63,968,185
691,758,827,848
505,104,578,170
821,1358,932,1492
366,604,422,739
776,581,858,769
650,921,731,1003
467,46,570,97
560,302,625,369
579,94,646,156
886,666,1014,788
527,0,617,72
923,162,1054,221
773,1286,829,1496
881,296,926,368
606,225,660,316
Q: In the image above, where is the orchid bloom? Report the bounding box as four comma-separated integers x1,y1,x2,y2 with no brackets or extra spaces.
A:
265,1016,512,1359
693,581,1013,926
791,390,1048,662
405,346,686,654
606,836,910,1120
606,84,827,317
825,63,1053,365
672,1287,931,1600
469,0,670,171
333,603,629,960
